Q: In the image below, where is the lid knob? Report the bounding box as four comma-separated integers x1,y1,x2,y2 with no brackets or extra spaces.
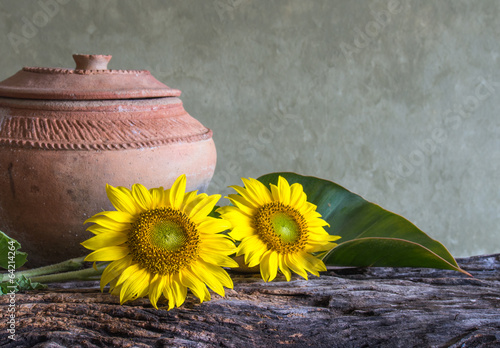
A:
73,54,112,70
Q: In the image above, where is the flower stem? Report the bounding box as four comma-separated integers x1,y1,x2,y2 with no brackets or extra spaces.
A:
30,262,106,284
12,256,88,280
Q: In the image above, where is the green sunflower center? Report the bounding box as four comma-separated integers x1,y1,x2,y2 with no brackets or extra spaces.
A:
150,221,186,251
254,202,308,253
128,208,200,275
270,212,300,243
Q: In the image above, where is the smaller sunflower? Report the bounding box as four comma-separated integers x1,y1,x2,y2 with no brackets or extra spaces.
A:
82,175,238,310
218,176,340,282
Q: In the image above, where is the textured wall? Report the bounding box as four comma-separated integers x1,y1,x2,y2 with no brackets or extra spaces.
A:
0,0,499,257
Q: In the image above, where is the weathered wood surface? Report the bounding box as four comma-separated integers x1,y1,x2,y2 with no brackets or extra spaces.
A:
1,254,499,348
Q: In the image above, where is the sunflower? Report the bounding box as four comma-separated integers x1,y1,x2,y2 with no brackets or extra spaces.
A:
82,175,238,310
218,176,340,282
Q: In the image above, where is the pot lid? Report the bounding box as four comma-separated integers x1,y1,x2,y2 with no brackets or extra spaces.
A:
0,54,181,100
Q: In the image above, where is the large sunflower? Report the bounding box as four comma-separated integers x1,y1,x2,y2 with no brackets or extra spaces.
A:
218,176,340,282
82,175,238,310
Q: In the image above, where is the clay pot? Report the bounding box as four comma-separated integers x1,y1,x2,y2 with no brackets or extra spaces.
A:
0,54,216,267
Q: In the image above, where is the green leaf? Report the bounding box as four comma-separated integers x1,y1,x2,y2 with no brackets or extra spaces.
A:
209,205,222,219
16,275,47,291
0,281,13,295
1,275,47,295
257,172,469,275
0,230,28,270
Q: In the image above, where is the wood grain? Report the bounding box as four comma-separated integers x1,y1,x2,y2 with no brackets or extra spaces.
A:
1,254,499,347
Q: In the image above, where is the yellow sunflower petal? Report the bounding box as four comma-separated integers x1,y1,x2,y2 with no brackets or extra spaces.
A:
237,235,264,255
285,253,309,280
81,231,128,250
237,236,267,267
92,211,135,224
197,218,232,234
106,184,138,215
219,205,254,223
199,240,236,256
306,218,330,228
109,278,119,295
201,251,239,268
181,190,200,213
172,273,188,308
270,183,280,202
301,252,327,275
188,194,220,222
198,260,234,289
277,176,291,205
250,178,275,202
191,263,225,297
84,245,129,262
162,274,176,310
137,279,151,299
169,174,187,209
307,226,331,237
120,267,150,304
84,215,130,233
149,187,164,209
300,202,319,216
304,241,337,253
242,178,272,205
182,192,206,215
149,274,167,309
329,235,341,242
268,251,279,280
278,255,292,281
260,250,278,282
119,273,143,303
226,194,258,214
179,268,208,302
115,263,141,287
202,285,211,302
229,225,254,241
85,224,117,235
303,211,325,224
100,255,133,291
288,252,322,278
132,184,153,211
229,184,260,208
160,187,171,207
289,183,306,208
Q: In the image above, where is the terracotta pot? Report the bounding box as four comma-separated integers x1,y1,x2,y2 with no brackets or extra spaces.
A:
0,54,216,267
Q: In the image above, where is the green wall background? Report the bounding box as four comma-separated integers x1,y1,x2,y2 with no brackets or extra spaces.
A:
1,0,499,257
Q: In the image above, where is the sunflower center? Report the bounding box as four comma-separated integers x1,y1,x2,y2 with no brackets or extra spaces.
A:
150,221,186,251
270,212,300,243
254,202,308,253
128,208,200,275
